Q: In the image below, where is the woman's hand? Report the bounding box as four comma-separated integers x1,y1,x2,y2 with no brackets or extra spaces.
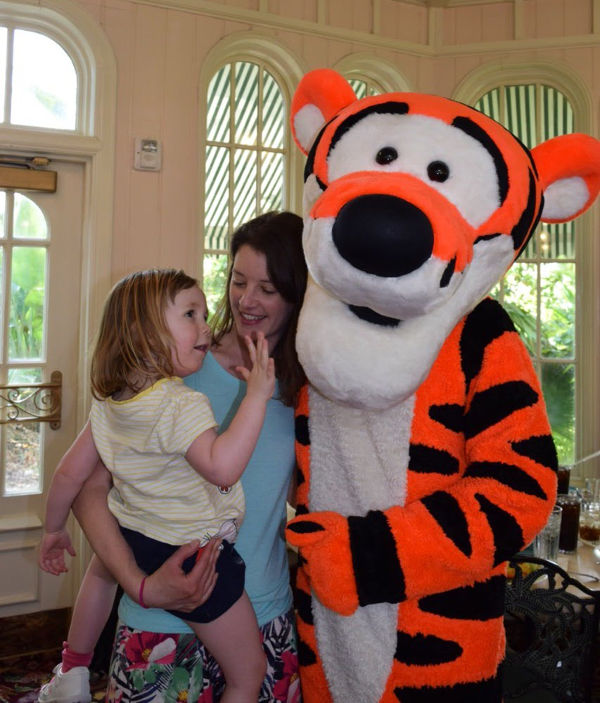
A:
141,539,220,611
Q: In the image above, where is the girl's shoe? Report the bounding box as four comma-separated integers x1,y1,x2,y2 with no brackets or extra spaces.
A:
38,664,91,703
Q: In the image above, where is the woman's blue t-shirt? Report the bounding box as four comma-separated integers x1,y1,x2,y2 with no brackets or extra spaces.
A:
118,351,295,630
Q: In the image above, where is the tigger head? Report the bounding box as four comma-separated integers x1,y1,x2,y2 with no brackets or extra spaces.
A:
291,69,600,410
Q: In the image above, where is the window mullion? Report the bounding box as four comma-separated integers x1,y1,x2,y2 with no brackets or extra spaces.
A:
256,62,263,213
4,27,13,124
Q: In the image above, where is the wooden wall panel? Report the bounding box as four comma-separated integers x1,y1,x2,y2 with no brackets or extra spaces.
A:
99,0,137,279
443,2,514,45
378,0,428,43
269,0,318,23
158,11,201,273
481,3,514,42
327,0,373,34
535,0,572,39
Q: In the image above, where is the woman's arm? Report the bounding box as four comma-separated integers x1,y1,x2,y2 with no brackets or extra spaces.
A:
185,333,275,487
72,462,219,610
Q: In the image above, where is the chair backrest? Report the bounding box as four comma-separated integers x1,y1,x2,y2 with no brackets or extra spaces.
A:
503,554,599,703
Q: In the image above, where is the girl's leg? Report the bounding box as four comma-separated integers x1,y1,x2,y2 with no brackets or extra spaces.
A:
39,555,117,703
67,554,117,655
187,591,266,703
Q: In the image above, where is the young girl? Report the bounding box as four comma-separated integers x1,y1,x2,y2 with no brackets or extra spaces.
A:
38,268,271,703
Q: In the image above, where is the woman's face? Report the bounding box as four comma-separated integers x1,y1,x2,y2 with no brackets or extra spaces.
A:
229,244,294,351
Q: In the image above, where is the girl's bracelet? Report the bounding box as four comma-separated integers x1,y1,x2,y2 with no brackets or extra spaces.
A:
139,576,149,609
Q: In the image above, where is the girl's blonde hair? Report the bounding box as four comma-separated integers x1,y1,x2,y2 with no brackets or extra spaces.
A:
91,268,198,399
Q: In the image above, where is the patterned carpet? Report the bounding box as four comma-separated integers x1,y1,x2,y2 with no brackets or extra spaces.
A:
0,650,107,703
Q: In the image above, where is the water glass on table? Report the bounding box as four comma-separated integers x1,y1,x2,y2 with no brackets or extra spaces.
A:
533,504,562,562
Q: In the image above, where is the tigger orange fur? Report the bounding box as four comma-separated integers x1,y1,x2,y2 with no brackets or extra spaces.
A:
285,69,600,703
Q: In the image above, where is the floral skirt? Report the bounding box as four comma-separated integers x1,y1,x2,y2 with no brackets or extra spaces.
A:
106,608,301,703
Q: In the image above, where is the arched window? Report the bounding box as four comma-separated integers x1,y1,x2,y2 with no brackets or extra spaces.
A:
335,54,411,97
347,76,383,98
203,59,288,311
476,83,581,468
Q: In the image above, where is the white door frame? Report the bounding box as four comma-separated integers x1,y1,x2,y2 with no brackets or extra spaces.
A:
0,0,117,589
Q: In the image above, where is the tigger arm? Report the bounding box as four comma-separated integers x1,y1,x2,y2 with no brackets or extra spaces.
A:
286,301,557,614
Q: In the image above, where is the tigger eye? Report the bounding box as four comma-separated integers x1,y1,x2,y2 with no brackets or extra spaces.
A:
427,160,450,182
376,146,398,165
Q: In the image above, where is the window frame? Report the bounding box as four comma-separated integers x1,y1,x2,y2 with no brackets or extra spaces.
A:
334,53,411,94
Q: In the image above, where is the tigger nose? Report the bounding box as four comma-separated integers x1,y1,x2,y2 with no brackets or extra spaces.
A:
332,194,434,277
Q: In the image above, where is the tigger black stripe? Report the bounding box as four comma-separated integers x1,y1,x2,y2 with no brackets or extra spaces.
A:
348,510,406,606
511,434,558,471
395,631,462,666
452,116,509,204
294,587,314,625
422,491,471,557
429,403,463,433
465,381,538,440
461,299,515,388
303,122,329,182
475,493,524,565
511,169,540,253
297,638,317,667
295,414,310,446
287,520,325,534
329,101,409,156
464,461,547,499
419,575,505,620
409,443,459,475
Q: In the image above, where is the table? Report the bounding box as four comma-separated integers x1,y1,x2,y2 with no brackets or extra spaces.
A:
556,540,600,590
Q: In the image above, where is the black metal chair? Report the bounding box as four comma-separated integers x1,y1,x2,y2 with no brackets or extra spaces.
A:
503,554,600,703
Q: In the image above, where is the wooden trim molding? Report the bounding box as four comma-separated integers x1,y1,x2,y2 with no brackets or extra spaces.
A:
132,0,600,57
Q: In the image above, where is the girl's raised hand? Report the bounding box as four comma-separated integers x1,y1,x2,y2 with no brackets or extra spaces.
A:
236,332,275,401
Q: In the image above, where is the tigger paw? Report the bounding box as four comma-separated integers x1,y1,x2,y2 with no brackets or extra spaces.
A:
286,511,359,615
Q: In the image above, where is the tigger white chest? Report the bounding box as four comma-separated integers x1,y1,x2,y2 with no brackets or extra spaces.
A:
308,388,414,703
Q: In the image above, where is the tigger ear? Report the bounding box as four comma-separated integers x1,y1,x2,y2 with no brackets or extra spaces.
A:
531,133,600,223
291,69,356,154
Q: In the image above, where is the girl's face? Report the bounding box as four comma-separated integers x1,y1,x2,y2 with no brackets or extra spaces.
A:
164,286,212,377
229,244,294,351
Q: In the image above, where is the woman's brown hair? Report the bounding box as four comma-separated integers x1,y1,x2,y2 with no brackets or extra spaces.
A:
211,211,307,406
91,268,198,399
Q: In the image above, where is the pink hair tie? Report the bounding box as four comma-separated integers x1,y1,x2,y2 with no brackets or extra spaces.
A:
139,576,149,609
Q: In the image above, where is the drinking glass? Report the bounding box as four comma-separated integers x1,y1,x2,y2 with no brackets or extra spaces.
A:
557,465,571,494
579,501,600,544
556,493,581,553
533,505,562,562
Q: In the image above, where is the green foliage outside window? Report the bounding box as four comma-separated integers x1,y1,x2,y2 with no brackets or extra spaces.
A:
493,262,575,464
203,254,229,320
9,247,45,360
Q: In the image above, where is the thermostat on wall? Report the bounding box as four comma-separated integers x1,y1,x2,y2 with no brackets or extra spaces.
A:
134,137,162,171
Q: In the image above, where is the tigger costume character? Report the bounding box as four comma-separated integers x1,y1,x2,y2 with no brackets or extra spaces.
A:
285,69,600,703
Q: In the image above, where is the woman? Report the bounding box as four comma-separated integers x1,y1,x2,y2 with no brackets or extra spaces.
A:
73,211,307,703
